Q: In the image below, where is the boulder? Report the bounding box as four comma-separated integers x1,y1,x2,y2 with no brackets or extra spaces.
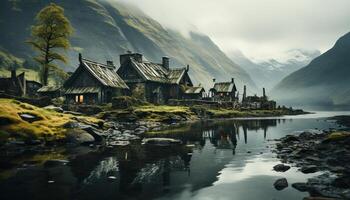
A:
44,105,63,113
66,129,95,144
274,178,288,190
273,164,291,172
301,165,318,174
292,182,310,192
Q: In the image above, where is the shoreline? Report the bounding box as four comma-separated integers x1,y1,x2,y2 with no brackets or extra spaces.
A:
0,97,309,148
273,115,350,199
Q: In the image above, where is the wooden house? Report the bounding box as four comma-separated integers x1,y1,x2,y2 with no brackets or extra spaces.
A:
37,85,61,99
182,86,206,99
117,53,193,104
209,78,237,101
0,69,42,97
63,54,129,104
242,86,276,109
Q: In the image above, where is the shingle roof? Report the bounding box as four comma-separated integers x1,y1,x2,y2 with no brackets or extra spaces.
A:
37,85,60,92
184,86,205,94
81,58,129,89
130,59,169,83
212,82,236,93
168,68,186,84
130,59,189,84
65,87,100,94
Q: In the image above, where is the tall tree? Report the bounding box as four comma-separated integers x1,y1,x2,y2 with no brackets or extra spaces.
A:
27,3,72,86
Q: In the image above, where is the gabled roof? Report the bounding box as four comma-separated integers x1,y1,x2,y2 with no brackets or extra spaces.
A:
37,85,60,93
81,59,129,89
168,68,186,84
130,59,169,83
129,58,191,85
184,86,205,94
65,57,129,89
212,82,236,93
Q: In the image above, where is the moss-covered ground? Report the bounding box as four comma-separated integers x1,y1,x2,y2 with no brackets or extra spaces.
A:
0,98,101,143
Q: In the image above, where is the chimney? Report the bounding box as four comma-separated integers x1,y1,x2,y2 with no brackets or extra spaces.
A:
243,85,247,101
106,60,114,68
11,69,16,79
162,56,169,70
120,52,143,66
186,64,189,72
78,53,82,63
263,87,266,98
231,78,234,83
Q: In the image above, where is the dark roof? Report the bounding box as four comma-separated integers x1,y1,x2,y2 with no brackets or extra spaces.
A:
81,59,129,89
37,85,60,93
129,59,189,84
211,82,236,93
130,60,169,83
168,68,186,84
65,87,99,94
184,86,205,94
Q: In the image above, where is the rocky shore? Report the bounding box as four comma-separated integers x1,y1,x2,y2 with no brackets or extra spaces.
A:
273,125,350,199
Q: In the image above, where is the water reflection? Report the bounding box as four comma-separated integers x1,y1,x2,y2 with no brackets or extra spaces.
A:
0,117,341,200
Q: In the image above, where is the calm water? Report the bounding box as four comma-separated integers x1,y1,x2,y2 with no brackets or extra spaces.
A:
0,111,349,200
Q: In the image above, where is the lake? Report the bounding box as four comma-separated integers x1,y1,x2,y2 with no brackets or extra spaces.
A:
0,111,349,200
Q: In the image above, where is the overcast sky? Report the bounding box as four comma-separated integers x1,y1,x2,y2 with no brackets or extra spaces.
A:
117,0,350,61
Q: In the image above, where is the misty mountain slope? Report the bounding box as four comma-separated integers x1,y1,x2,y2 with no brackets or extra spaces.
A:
273,32,350,106
0,0,256,90
229,49,320,90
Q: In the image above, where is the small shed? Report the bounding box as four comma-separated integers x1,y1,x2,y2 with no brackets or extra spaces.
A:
37,85,61,99
209,78,237,101
63,54,129,104
182,86,205,99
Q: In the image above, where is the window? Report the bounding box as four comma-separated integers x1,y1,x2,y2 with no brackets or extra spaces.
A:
75,95,84,103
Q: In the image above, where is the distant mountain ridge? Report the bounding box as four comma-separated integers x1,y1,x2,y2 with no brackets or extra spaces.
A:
229,49,320,90
272,32,350,106
0,0,256,91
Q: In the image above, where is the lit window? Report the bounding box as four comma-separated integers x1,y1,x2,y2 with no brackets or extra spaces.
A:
75,95,84,103
79,95,84,103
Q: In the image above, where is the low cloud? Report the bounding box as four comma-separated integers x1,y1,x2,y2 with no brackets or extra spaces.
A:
114,0,350,60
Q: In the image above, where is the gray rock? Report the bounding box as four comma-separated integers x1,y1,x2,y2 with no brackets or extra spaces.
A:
66,129,95,144
301,165,318,174
273,164,291,172
44,105,63,113
292,182,309,192
274,178,288,190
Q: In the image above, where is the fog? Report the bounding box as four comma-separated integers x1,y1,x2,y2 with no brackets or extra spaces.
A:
115,0,350,61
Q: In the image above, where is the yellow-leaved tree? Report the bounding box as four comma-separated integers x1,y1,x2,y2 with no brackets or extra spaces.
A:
27,3,73,86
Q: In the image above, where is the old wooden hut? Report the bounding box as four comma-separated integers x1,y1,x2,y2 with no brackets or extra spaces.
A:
0,69,42,97
63,54,129,104
209,78,237,101
182,86,206,99
242,86,276,109
117,53,193,104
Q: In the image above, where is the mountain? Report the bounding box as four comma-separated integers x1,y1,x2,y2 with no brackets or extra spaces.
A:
273,32,350,106
0,0,256,91
229,49,320,91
